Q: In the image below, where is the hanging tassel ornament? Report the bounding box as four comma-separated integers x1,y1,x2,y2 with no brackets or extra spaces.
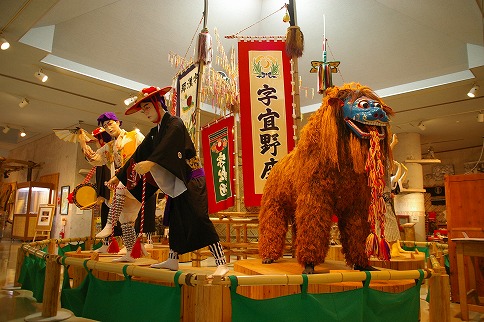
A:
365,224,379,258
130,174,146,259
365,128,390,261
196,28,212,65
107,236,120,253
379,237,391,261
285,26,304,58
285,2,304,58
130,237,142,259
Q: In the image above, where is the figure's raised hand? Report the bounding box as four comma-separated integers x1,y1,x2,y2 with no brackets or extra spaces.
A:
134,161,155,175
105,176,120,190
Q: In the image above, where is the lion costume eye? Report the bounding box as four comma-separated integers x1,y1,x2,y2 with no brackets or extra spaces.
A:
357,100,370,109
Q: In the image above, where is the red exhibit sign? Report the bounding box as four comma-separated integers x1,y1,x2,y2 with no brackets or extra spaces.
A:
238,39,295,206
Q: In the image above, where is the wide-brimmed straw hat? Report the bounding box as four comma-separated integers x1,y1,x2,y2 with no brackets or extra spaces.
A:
125,86,172,115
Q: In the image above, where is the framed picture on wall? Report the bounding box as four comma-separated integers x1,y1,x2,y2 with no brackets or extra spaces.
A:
60,185,70,215
36,204,55,231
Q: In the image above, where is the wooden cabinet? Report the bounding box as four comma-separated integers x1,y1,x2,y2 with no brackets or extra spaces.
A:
445,173,484,302
12,181,54,241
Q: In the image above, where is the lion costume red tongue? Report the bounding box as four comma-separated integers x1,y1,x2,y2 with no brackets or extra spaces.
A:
365,128,390,260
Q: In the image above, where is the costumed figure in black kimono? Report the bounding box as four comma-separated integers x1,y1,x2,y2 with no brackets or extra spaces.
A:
79,112,155,262
108,86,229,277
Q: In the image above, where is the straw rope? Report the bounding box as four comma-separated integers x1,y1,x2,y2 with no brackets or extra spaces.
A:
225,4,286,39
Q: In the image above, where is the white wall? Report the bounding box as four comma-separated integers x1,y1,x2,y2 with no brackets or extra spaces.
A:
4,132,94,239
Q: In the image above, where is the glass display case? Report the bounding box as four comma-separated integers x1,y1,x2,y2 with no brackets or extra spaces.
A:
12,181,54,241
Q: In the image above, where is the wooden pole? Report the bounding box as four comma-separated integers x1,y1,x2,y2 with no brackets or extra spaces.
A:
195,0,209,154
429,272,450,322
41,255,62,317
48,238,56,254
195,70,203,154
428,254,450,322
23,252,72,321
287,0,302,146
14,245,25,287
292,58,302,145
233,117,241,212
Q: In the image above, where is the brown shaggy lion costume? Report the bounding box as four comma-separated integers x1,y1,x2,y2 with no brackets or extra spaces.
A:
258,83,394,273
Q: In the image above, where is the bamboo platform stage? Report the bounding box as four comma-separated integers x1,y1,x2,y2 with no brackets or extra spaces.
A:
233,258,417,299
369,254,426,270
65,250,158,286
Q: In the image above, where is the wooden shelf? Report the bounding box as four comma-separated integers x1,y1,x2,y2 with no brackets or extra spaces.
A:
405,159,441,164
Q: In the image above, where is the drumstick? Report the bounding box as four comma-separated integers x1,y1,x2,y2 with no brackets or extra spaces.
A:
80,200,98,210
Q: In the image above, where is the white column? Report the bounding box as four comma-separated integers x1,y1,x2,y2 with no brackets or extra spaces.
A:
392,132,426,241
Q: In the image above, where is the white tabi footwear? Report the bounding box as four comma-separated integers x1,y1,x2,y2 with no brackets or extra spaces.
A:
95,223,113,238
150,258,179,270
93,244,109,253
208,264,229,279
112,254,135,263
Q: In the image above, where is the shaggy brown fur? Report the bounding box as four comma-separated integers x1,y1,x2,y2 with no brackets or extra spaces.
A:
258,83,394,273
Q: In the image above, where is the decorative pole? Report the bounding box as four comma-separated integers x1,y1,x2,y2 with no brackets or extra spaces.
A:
233,117,241,212
309,14,340,95
195,0,211,154
285,0,303,145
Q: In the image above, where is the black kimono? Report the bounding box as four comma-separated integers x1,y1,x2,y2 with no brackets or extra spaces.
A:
117,113,220,254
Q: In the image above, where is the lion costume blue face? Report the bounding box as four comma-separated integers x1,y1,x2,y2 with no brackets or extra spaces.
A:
343,96,389,139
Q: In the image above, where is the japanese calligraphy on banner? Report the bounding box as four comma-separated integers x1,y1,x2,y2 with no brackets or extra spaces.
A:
238,40,295,206
176,63,199,142
201,116,235,213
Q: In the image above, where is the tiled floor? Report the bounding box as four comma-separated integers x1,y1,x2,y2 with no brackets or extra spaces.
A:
1,236,483,321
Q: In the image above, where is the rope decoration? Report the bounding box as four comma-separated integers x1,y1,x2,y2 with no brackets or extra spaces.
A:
225,4,286,39
130,165,146,259
84,166,97,183
365,129,390,260
103,163,147,258
106,187,124,254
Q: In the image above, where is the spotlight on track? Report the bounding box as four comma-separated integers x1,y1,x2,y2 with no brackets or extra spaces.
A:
34,69,48,82
19,98,29,108
467,84,479,98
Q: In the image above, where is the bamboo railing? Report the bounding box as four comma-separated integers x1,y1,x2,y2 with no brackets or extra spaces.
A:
17,237,451,322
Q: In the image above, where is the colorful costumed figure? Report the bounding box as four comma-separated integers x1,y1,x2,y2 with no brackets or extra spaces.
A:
108,86,229,277
89,127,121,253
258,83,394,273
79,112,155,262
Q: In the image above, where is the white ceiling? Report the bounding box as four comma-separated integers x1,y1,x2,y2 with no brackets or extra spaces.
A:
0,0,483,158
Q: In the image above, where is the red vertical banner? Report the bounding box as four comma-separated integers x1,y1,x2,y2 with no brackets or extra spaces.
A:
238,40,295,207
201,116,235,213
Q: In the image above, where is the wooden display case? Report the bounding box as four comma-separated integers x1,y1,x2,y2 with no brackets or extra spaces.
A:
12,181,54,241
445,173,484,302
